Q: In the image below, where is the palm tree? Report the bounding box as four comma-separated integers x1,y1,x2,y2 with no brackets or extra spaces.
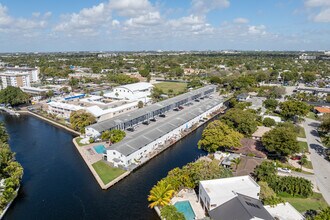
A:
148,180,175,208
232,157,241,170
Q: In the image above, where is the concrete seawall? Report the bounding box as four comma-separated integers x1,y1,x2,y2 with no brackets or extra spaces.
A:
18,111,81,136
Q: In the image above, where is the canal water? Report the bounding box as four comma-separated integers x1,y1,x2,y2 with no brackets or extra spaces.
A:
0,114,208,220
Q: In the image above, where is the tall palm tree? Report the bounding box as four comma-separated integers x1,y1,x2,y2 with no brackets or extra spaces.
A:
148,180,175,208
232,157,241,170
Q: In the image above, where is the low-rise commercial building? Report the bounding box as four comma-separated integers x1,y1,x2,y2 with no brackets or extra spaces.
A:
104,82,153,101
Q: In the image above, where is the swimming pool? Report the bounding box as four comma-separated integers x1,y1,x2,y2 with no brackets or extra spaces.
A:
93,145,106,154
174,201,196,220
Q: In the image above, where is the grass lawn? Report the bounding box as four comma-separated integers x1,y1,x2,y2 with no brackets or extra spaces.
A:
298,141,309,153
92,160,126,184
279,192,328,212
297,126,306,138
75,137,89,147
303,160,313,169
154,82,187,95
306,112,318,120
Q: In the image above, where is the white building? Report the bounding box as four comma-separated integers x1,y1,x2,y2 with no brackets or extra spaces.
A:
299,54,316,60
47,102,84,118
5,66,39,82
198,176,260,212
0,72,31,89
104,82,153,101
265,202,304,220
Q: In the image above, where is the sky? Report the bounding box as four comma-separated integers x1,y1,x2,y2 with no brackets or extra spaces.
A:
0,0,330,52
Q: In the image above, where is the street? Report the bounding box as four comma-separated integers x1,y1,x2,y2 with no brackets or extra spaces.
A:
302,118,330,205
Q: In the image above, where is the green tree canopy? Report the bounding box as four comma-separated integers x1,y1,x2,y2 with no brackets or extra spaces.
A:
262,127,299,157
198,120,243,152
263,118,276,127
221,108,258,136
302,71,317,83
314,207,330,220
148,180,175,208
279,100,310,119
101,129,126,143
160,205,185,220
70,110,96,133
0,86,29,106
263,99,278,110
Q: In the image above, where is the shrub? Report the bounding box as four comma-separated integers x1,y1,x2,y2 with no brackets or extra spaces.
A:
263,118,276,127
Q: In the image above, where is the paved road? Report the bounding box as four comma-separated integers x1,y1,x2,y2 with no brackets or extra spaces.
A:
303,118,330,205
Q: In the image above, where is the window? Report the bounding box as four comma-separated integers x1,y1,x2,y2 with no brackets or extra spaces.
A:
245,202,260,209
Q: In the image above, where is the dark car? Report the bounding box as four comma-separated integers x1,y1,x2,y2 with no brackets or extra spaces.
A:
178,106,184,110
142,121,150,125
150,118,157,122
159,114,166,118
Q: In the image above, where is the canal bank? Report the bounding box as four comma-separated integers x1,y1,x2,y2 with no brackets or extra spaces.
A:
73,100,225,189
0,112,213,220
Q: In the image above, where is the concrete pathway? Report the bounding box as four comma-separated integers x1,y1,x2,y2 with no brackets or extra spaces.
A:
302,118,330,205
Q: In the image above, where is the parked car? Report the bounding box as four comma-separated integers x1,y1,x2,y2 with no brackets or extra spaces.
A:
277,167,292,173
291,155,301,160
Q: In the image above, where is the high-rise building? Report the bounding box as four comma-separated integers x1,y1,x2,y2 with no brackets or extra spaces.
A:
0,66,39,89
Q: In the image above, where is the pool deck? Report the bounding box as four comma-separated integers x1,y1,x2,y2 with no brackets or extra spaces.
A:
171,189,205,219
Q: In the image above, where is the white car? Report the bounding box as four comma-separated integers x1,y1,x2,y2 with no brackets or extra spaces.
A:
277,167,292,173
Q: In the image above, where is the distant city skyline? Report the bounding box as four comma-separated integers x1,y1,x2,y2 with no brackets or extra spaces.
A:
0,0,330,52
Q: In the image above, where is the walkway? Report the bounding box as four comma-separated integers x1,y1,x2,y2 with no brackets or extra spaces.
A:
302,118,330,205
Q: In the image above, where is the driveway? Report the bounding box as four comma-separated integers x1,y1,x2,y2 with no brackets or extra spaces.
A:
302,118,330,205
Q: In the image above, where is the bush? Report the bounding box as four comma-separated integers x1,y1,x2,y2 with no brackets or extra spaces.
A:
263,118,276,127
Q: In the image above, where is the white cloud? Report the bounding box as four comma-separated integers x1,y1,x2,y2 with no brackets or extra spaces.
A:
109,0,154,17
313,7,330,22
0,3,49,32
304,0,330,22
305,0,330,8
112,19,120,27
191,0,230,15
233,17,249,24
125,11,162,27
54,3,111,33
248,25,266,35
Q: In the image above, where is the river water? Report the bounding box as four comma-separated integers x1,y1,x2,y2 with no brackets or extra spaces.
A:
0,114,207,220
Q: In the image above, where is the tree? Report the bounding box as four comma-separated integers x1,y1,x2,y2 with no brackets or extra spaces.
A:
0,123,9,143
279,100,310,119
221,108,258,136
188,79,203,88
314,207,330,220
258,181,283,206
198,120,243,152
148,180,175,208
263,118,276,127
300,154,308,168
232,157,241,170
70,110,96,133
262,127,299,157
0,86,29,106
302,71,317,83
263,99,278,110
320,114,330,133
101,129,126,143
138,101,144,108
254,161,277,183
160,205,185,220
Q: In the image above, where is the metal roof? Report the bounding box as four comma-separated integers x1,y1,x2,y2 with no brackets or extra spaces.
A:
108,96,223,156
87,85,216,133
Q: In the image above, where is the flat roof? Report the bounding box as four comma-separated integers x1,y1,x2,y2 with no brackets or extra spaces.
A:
88,85,216,133
200,176,259,205
108,95,222,156
265,202,304,220
252,126,272,138
115,82,153,92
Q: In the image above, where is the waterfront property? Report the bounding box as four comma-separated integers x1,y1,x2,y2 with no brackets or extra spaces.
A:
198,176,260,212
101,93,222,168
86,85,217,137
174,201,196,220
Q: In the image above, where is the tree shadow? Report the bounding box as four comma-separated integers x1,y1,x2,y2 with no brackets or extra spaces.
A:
310,144,325,157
